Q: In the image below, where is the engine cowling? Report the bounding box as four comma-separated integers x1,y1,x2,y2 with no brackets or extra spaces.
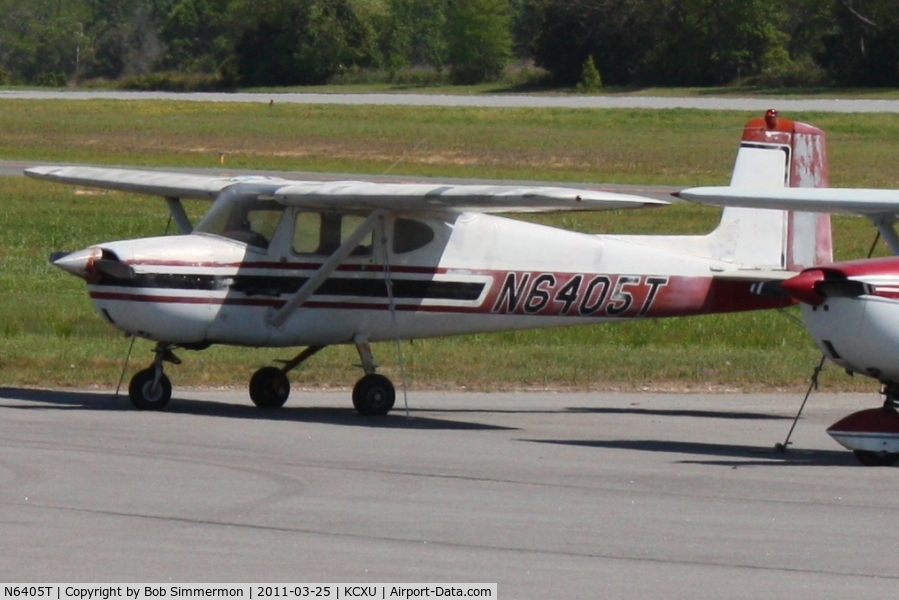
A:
782,258,899,382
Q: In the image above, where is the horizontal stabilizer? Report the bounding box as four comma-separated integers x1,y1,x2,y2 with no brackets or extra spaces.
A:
711,269,798,281
678,186,899,217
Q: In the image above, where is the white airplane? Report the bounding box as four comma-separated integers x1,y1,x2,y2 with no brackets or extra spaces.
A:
681,127,899,466
34,110,830,418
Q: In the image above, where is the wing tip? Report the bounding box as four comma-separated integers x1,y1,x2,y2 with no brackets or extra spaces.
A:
24,165,62,178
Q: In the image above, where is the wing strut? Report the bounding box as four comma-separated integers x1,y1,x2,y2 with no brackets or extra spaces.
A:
870,216,899,255
164,197,193,234
267,209,387,327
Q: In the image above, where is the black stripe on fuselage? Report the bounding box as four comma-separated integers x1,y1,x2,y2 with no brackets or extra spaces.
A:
95,272,484,301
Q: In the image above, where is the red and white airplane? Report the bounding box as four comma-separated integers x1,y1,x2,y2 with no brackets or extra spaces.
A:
681,115,899,466
35,111,830,419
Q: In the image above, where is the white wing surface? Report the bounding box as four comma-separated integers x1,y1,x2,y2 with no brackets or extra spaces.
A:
678,186,899,216
25,166,293,200
25,165,666,213
272,181,665,212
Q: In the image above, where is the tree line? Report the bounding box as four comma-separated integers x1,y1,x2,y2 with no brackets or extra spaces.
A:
1,0,897,89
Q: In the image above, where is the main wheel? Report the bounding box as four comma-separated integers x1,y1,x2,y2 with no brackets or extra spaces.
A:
249,366,291,409
128,368,172,411
853,450,899,467
352,374,396,416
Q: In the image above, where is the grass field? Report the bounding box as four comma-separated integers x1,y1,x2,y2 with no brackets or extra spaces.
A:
2,99,898,393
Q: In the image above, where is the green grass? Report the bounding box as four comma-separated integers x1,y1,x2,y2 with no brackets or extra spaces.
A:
1,100,897,392
3,100,899,187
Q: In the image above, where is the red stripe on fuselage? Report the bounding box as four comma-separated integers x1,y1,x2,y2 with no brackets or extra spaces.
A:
123,259,443,275
89,269,792,317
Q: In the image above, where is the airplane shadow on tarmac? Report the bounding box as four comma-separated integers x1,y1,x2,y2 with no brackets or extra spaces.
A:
382,406,790,420
0,387,515,431
566,407,793,420
527,438,862,467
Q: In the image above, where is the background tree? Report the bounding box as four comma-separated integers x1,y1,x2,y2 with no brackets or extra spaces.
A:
642,0,789,86
80,0,170,79
158,0,233,73
821,0,899,86
531,0,793,87
529,0,662,86
231,0,379,86
379,0,447,72
444,0,512,84
0,0,90,84
782,0,835,61
3,0,899,89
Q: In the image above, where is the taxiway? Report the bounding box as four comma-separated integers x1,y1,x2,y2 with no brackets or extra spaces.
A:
0,389,897,598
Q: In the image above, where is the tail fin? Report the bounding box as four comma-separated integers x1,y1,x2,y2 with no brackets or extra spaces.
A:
709,110,833,270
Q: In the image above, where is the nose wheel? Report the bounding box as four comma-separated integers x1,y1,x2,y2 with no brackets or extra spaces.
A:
852,449,899,467
128,344,179,410
129,368,172,410
829,390,899,466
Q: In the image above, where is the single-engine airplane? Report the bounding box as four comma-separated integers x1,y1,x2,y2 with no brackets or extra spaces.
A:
681,126,899,466
35,111,830,417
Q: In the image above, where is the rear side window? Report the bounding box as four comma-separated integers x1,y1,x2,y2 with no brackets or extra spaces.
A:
393,218,434,254
293,212,372,256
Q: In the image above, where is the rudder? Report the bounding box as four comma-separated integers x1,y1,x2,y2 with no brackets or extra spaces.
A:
712,110,833,270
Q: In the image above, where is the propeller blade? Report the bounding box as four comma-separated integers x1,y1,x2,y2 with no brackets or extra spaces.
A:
781,268,872,305
93,258,135,280
816,279,870,299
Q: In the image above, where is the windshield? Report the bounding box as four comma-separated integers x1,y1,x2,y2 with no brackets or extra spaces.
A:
195,196,286,249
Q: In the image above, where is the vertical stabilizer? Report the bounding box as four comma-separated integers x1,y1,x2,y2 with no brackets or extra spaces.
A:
711,110,832,270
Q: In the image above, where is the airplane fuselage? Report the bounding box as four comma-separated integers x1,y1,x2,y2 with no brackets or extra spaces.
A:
71,211,790,347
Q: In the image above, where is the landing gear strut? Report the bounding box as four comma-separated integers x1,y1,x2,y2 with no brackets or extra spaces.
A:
250,342,396,415
248,345,324,409
883,383,899,411
128,343,180,410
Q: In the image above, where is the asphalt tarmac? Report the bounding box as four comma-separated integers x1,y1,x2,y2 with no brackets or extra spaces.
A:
1,388,897,597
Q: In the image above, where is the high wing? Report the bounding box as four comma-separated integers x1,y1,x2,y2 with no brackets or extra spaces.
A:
25,165,667,213
271,181,665,212
25,165,291,200
677,186,899,217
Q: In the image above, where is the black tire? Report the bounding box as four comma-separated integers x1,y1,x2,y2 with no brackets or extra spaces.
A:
853,450,899,467
128,368,172,411
352,374,396,416
249,366,290,409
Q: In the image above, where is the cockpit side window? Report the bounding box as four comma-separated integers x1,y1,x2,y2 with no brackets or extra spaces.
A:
293,211,321,254
241,207,283,248
293,211,373,256
195,197,285,249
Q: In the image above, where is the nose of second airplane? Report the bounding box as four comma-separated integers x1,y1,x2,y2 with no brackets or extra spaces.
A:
780,269,826,306
50,247,100,279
